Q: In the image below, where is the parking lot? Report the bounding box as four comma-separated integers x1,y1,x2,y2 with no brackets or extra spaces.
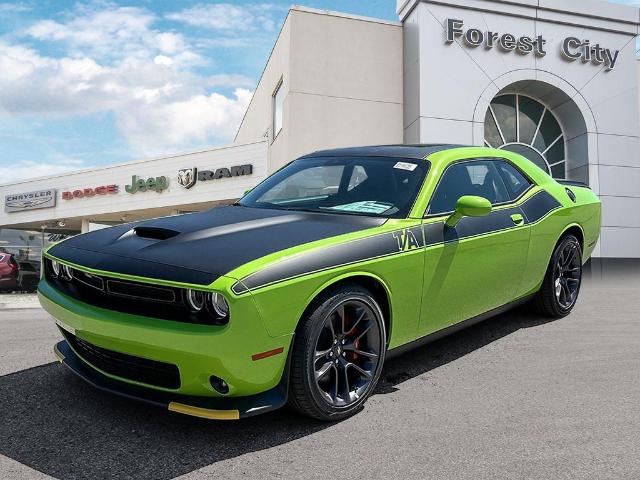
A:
1,269,639,480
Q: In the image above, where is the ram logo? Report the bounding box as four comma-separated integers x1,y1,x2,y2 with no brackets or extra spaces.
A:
177,168,198,189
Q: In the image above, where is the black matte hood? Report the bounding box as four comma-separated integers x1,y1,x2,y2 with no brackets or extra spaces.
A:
47,206,386,285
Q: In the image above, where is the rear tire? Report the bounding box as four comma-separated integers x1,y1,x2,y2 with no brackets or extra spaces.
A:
288,284,386,421
534,234,583,318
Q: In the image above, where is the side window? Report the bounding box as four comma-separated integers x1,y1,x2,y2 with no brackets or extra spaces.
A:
347,165,368,191
272,78,284,139
428,160,510,215
495,161,532,200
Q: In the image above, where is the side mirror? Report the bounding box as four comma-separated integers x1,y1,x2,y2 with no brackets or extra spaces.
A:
445,195,492,228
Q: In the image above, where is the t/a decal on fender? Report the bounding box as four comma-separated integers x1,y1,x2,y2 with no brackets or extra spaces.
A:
393,228,421,252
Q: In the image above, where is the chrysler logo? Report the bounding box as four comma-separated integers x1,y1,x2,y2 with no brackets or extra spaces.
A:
5,189,56,213
7,197,50,209
177,168,197,189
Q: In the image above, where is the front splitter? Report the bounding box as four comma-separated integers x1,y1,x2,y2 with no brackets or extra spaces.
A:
53,340,288,420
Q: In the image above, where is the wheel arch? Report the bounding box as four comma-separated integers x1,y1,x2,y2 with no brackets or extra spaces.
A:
297,272,393,345
559,223,585,252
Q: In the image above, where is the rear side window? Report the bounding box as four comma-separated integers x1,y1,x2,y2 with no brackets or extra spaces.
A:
428,160,510,215
496,161,532,200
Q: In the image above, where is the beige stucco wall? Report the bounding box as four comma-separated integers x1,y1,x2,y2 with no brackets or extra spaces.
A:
235,7,404,172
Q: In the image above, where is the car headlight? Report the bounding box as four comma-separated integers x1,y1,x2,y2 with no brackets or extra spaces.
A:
61,264,74,281
50,260,61,278
209,292,229,319
186,289,206,312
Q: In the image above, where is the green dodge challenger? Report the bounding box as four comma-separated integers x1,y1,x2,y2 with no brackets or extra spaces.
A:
39,145,601,421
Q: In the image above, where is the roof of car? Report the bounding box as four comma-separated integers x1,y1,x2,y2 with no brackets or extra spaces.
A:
300,144,467,160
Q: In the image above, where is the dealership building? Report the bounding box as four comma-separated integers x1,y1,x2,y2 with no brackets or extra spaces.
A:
2,0,640,265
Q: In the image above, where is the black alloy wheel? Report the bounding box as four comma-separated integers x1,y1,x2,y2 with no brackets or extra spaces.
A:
534,234,583,318
288,284,386,421
312,298,382,407
554,240,582,310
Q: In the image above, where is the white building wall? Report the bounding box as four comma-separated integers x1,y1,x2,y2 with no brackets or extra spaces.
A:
236,7,405,172
400,0,640,258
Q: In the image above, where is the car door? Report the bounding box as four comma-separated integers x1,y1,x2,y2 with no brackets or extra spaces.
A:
418,158,532,336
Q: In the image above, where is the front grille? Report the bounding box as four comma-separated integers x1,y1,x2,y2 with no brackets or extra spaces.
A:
62,330,180,389
106,279,176,303
43,258,226,325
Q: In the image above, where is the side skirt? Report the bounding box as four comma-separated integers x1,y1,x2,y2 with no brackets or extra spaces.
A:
386,294,535,360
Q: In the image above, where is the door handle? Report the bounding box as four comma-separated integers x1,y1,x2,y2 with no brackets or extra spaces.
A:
510,213,525,226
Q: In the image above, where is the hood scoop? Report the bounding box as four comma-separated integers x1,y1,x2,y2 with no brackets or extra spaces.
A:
133,226,180,240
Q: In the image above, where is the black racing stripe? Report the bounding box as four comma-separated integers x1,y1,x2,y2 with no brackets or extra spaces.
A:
233,191,563,294
48,206,385,285
424,206,522,247
520,190,562,223
233,225,424,294
46,246,217,286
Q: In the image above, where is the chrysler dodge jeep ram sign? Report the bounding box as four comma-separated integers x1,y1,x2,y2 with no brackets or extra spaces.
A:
4,189,56,212
445,19,620,70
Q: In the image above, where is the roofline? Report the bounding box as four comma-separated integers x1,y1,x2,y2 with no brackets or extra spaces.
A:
0,140,268,189
290,5,401,27
300,144,468,160
398,0,640,31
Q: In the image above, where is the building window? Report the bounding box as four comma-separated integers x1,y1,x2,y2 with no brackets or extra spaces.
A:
484,94,566,179
272,78,284,140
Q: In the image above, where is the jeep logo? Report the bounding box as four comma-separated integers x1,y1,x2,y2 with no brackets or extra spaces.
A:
125,175,169,194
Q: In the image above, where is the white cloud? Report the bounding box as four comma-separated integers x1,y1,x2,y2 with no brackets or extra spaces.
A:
26,6,164,61
0,3,258,160
117,88,252,154
2,159,89,183
166,3,283,32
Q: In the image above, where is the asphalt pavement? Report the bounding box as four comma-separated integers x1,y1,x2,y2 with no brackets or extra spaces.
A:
1,269,639,480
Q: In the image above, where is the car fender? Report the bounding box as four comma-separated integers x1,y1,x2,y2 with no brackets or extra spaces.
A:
296,270,393,338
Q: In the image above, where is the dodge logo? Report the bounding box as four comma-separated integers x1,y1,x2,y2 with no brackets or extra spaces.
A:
177,168,197,189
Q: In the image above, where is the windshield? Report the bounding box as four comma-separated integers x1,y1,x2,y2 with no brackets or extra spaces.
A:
239,156,430,218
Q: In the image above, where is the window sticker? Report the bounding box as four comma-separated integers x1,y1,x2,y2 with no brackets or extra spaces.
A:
394,162,418,172
326,201,393,214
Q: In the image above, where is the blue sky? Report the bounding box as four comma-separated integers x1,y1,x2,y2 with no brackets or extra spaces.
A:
0,0,637,181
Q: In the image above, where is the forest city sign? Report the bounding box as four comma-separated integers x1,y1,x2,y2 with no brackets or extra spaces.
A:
446,19,620,71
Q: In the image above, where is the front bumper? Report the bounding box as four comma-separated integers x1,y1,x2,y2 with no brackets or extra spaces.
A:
54,340,288,419
38,276,292,405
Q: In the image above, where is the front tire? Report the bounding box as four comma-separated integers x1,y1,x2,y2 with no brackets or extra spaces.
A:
288,284,386,421
534,234,583,318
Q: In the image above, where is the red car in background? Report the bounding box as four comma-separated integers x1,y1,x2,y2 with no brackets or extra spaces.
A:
0,254,19,291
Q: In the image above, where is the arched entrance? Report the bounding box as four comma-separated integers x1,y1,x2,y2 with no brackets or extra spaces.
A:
485,94,567,178
480,79,591,184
